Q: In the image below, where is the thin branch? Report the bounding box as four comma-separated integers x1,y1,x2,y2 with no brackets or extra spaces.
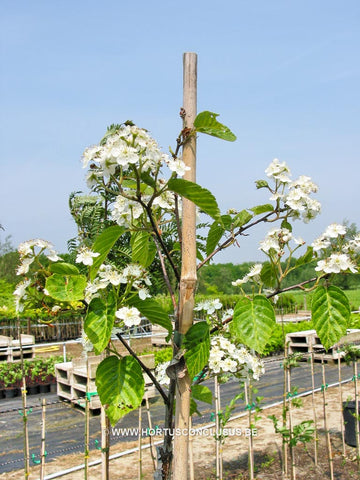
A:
153,236,177,310
115,333,169,407
197,210,282,270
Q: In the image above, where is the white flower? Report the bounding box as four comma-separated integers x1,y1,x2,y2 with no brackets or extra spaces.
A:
80,330,94,352
315,253,357,274
47,250,61,262
99,265,123,286
265,158,291,182
75,246,100,266
165,157,190,176
115,306,142,327
194,298,222,315
153,191,176,210
111,196,144,227
312,236,331,252
155,361,170,387
16,257,34,275
323,223,346,239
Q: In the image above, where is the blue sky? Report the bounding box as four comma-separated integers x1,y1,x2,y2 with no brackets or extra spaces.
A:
1,1,359,264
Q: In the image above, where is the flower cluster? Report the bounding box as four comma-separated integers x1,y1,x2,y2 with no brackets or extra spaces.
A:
312,223,358,274
232,263,263,287
266,158,321,222
155,361,171,387
209,335,265,381
259,227,304,257
194,298,222,315
84,263,152,304
16,239,61,275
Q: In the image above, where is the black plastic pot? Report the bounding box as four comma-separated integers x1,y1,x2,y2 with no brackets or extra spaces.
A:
343,401,360,447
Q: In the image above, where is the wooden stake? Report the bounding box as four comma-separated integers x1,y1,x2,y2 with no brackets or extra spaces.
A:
84,357,90,480
337,355,346,458
353,360,360,465
189,416,195,480
214,375,221,479
101,406,110,480
18,324,30,478
145,393,157,471
173,51,197,480
310,353,319,465
40,398,46,480
321,358,333,480
287,365,296,480
138,404,142,480
244,382,254,480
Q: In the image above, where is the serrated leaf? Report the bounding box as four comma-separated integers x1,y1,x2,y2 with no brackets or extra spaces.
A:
168,179,221,222
311,286,350,351
184,322,210,380
96,355,144,426
233,210,253,228
206,222,225,256
84,291,117,354
49,263,80,275
131,231,157,268
194,111,236,142
128,296,173,337
90,226,126,280
250,204,274,215
230,295,275,354
191,384,213,404
45,274,87,302
295,246,314,267
140,171,156,188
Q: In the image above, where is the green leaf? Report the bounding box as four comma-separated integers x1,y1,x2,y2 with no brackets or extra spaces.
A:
90,226,126,281
183,322,210,380
194,111,236,142
49,263,80,275
255,180,270,189
191,384,213,405
260,262,278,289
190,398,201,416
84,291,117,354
128,296,173,337
232,210,253,228
140,171,156,188
281,220,292,232
295,246,314,267
250,204,274,216
45,274,87,302
131,231,157,268
311,286,350,351
96,355,145,426
168,178,221,222
206,222,225,257
230,295,275,354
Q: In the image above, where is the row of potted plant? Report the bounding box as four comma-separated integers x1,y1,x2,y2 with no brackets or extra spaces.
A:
0,355,65,397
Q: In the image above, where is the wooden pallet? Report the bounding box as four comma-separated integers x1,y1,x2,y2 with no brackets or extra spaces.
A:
55,353,158,411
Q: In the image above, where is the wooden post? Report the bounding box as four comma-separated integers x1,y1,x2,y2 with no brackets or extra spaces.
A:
40,398,46,480
173,52,197,480
101,406,110,480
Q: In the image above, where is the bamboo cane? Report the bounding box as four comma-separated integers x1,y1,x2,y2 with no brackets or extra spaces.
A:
18,323,30,479
337,354,346,458
101,406,110,480
282,345,288,479
310,352,319,465
353,360,360,466
287,364,296,480
189,416,195,480
214,375,220,479
40,398,46,480
244,381,254,480
321,358,334,480
173,51,198,480
138,404,142,480
143,393,156,471
84,357,90,480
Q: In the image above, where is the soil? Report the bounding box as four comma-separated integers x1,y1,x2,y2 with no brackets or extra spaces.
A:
1,382,360,479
